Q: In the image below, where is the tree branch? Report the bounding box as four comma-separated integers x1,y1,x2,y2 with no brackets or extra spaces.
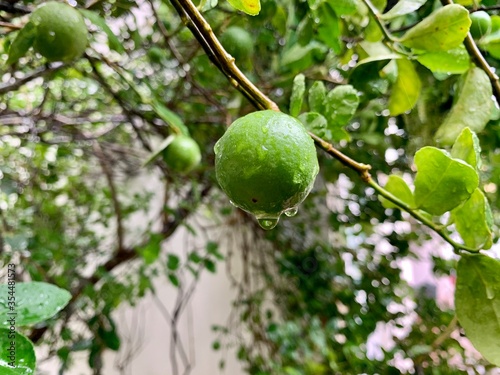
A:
167,0,483,254
170,0,279,111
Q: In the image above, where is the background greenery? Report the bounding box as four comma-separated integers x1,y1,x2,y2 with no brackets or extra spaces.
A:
2,0,500,373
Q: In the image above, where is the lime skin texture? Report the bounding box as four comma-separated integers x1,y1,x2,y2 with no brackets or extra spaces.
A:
162,136,202,173
469,11,492,39
214,110,319,220
30,1,88,62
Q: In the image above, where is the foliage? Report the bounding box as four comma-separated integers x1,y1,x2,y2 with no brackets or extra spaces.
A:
2,0,500,373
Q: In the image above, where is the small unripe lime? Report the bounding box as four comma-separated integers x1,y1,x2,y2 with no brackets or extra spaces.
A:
470,11,492,39
214,110,319,229
162,136,202,173
30,2,88,62
220,26,254,62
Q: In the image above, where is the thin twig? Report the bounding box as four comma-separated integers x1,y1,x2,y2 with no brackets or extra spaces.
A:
93,142,125,251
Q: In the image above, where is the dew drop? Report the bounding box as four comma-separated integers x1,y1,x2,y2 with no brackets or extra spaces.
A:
257,217,279,230
486,286,495,300
284,206,298,217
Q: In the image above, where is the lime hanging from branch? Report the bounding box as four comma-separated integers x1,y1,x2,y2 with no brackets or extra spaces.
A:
30,1,88,62
214,110,319,229
163,135,202,174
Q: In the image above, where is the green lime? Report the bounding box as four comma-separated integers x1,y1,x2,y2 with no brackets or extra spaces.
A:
162,136,202,173
470,11,492,39
220,26,254,62
214,110,319,229
31,1,88,62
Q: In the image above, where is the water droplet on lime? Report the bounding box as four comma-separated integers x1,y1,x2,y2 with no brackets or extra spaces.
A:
284,206,298,217
257,217,279,230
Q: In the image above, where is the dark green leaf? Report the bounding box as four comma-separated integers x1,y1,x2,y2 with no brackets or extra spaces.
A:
6,22,36,65
167,254,180,271
399,4,471,52
389,58,421,115
79,9,125,53
168,273,180,287
289,74,306,117
435,67,492,145
350,55,399,98
0,282,71,327
204,259,216,273
452,189,493,249
0,329,36,374
456,254,500,366
414,147,478,215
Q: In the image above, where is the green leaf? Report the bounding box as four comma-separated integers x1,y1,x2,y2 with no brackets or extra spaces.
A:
0,329,36,374
79,9,125,53
298,112,328,138
379,175,415,209
451,127,481,169
414,147,478,215
388,58,421,116
142,135,175,166
167,254,180,271
200,0,218,11
480,31,500,59
6,22,36,65
0,282,71,327
204,259,216,273
324,85,359,132
151,99,189,136
137,233,163,265
326,0,357,15
452,189,493,249
308,81,326,113
227,0,260,15
97,315,120,351
289,74,306,118
317,3,341,54
435,67,492,145
416,46,470,74
456,254,500,366
381,0,427,19
350,55,400,98
168,273,180,287
399,4,471,52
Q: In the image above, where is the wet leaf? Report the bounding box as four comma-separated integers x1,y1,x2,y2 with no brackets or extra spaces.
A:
456,254,500,366
414,147,478,215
